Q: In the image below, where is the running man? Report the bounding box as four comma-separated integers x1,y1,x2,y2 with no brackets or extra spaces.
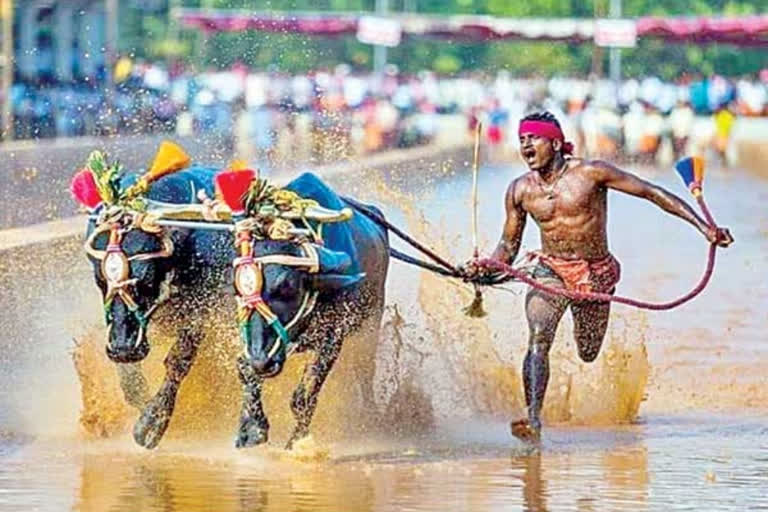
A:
466,111,733,443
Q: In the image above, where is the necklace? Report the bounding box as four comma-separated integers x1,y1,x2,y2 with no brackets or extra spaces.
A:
539,160,569,200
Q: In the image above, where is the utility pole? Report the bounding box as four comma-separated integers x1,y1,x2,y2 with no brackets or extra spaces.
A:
373,0,388,74
1,0,13,141
202,0,215,66
609,0,622,84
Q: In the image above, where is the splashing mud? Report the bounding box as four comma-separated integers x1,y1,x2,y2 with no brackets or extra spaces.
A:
72,315,387,445
362,170,650,427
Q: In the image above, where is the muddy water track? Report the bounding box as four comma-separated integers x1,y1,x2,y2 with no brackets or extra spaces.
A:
1,152,767,510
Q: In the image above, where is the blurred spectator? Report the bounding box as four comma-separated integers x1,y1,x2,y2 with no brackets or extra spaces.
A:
637,102,664,165
669,98,695,160
713,102,736,164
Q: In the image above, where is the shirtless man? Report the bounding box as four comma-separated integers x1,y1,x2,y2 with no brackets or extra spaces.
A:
467,111,733,443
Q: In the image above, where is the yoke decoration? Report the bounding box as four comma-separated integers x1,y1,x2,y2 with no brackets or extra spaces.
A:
70,141,191,215
71,140,352,242
244,178,324,242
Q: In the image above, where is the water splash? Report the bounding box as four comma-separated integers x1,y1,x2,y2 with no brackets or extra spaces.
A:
12,159,651,448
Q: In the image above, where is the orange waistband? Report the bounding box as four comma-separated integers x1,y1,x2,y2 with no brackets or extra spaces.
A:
527,251,621,294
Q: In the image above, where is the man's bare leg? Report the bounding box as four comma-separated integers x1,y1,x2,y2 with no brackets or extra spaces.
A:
512,280,569,443
571,300,611,363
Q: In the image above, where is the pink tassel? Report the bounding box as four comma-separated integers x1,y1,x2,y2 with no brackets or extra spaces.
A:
70,168,102,210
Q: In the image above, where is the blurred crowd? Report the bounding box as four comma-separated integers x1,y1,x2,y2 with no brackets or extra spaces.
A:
6,59,767,166
5,60,446,164
472,71,767,165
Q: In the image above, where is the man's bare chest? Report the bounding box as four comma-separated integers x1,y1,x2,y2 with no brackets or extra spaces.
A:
523,176,603,223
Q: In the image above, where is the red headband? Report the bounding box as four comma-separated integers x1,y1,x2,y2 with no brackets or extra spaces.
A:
519,120,574,154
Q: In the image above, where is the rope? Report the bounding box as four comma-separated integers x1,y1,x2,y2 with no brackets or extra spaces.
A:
344,194,721,312
473,244,716,310
389,248,461,277
342,196,460,275
475,192,721,309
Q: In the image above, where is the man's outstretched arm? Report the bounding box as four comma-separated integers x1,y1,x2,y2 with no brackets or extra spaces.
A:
490,180,527,264
591,161,733,247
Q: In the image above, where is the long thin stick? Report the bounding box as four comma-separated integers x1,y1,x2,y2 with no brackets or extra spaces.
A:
471,121,482,258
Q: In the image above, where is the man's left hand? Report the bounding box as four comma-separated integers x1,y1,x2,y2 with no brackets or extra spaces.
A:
706,227,734,247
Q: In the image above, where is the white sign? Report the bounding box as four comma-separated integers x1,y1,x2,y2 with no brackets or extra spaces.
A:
595,19,637,48
357,16,402,48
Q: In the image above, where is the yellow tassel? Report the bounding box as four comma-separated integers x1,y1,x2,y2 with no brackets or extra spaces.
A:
146,141,191,181
122,141,191,200
463,287,487,318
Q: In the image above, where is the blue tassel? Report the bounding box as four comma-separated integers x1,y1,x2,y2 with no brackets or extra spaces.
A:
674,157,696,189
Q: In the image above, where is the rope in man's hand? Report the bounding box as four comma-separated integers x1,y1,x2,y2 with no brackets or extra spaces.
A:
458,260,511,286
347,156,727,315
458,157,726,312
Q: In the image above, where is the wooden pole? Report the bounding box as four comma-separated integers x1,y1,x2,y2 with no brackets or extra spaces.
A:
464,121,487,318
471,121,482,258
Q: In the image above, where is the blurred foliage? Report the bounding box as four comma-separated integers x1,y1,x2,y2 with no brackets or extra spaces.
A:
117,0,768,78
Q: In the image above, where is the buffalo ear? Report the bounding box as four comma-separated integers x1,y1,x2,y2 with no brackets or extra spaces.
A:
312,272,365,292
316,246,352,274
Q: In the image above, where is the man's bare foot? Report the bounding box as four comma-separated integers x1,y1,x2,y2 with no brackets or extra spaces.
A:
510,418,541,444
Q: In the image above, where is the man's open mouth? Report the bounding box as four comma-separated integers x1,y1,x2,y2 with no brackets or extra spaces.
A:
522,148,536,159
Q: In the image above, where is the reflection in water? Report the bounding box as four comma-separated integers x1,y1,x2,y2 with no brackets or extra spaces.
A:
3,418,764,512
507,432,649,512
59,427,673,511
75,449,379,512
601,446,649,507
515,454,548,512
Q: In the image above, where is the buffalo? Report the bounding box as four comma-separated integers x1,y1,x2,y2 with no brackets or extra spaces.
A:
231,173,389,448
81,166,231,448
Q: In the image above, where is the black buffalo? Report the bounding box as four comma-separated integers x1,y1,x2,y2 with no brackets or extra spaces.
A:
84,166,232,448
233,173,389,449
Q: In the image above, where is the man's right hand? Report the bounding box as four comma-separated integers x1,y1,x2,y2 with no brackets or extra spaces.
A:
459,258,509,285
458,259,482,280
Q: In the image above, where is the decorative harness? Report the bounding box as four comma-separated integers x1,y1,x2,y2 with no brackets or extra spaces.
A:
73,148,349,358
232,218,321,359
84,211,175,334
84,205,327,359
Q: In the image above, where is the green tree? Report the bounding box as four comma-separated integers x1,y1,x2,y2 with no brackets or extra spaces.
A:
117,0,768,77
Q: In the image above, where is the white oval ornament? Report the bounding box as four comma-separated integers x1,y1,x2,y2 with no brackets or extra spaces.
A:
103,252,129,283
236,264,261,297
